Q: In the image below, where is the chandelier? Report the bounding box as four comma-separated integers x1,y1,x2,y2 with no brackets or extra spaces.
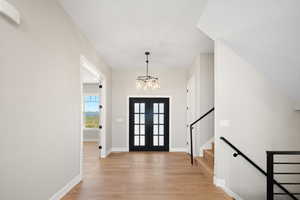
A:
136,52,160,90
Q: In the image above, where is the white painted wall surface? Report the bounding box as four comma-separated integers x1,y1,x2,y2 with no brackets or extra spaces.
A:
111,67,187,151
198,0,300,109
214,40,300,200
0,0,112,199
295,102,300,111
188,54,214,156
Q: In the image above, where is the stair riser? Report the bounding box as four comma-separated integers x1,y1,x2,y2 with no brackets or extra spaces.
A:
204,151,213,159
204,151,214,166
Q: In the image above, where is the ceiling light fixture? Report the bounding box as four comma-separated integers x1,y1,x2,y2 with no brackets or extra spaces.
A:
136,52,160,90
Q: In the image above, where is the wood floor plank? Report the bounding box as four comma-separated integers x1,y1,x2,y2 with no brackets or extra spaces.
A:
62,142,232,200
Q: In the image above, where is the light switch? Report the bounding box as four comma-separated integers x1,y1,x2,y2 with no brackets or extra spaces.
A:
0,0,20,24
220,120,231,127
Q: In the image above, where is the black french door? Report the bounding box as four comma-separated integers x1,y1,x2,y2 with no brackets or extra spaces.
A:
129,98,169,151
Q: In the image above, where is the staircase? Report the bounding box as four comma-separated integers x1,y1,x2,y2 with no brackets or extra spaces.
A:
195,142,214,175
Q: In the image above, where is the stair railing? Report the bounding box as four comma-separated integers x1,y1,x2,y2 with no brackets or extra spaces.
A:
267,151,300,200
189,107,214,165
220,137,298,200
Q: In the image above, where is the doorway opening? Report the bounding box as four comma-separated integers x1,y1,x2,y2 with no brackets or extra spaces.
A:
129,97,169,151
80,56,107,176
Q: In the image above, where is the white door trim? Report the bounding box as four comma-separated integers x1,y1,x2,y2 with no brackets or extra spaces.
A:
187,75,196,154
80,55,107,178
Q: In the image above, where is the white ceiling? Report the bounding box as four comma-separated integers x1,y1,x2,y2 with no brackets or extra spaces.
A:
59,0,213,69
198,0,300,106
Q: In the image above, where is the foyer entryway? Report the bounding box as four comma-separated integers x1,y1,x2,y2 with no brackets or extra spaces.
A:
62,142,233,200
129,98,169,151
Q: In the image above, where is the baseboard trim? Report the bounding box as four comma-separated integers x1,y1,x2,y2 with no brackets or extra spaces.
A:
170,147,187,152
110,147,187,152
102,148,112,158
49,174,82,200
213,177,244,200
100,148,111,158
111,147,129,152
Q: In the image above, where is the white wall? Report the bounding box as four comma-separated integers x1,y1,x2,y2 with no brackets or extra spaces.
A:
214,40,300,200
0,1,112,199
83,83,99,94
188,53,214,156
83,83,100,141
295,102,300,110
111,67,187,151
198,0,300,109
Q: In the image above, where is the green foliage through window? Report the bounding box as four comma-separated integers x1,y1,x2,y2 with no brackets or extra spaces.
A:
84,96,100,128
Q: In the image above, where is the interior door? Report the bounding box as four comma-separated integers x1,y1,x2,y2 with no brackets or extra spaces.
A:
129,98,169,151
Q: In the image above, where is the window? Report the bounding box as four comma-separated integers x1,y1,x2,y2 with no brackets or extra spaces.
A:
84,96,100,128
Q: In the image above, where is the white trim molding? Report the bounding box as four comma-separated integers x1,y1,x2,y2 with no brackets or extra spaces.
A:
102,148,112,158
110,147,186,153
80,55,108,169
213,177,244,200
80,55,100,80
0,0,20,24
49,174,82,200
170,147,187,152
111,147,129,152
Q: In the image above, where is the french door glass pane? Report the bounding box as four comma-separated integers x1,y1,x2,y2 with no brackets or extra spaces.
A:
153,114,158,124
159,125,164,135
134,136,140,146
153,103,159,113
159,103,164,113
159,114,164,124
153,136,158,146
140,114,145,124
134,103,140,113
134,114,139,123
140,125,145,135
134,125,139,135
140,136,145,146
153,125,158,135
159,136,164,146
140,103,145,113
153,102,166,147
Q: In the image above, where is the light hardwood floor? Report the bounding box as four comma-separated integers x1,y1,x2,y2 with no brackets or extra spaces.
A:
62,142,232,200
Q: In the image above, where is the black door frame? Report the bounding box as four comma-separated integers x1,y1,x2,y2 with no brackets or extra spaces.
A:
129,97,170,152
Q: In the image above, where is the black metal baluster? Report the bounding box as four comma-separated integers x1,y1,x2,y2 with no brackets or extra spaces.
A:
267,152,274,200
